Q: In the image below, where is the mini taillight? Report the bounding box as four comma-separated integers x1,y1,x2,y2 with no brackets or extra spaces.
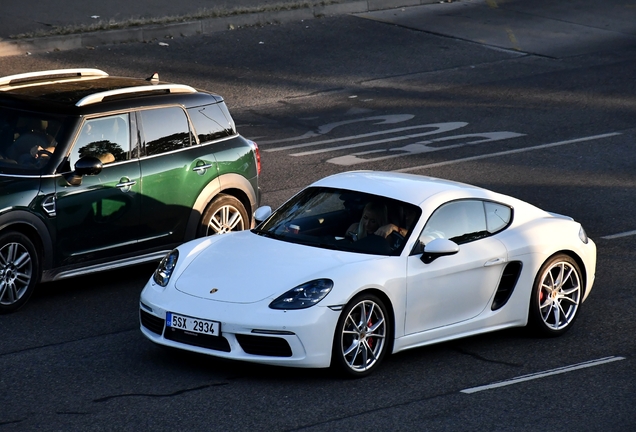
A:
252,140,261,175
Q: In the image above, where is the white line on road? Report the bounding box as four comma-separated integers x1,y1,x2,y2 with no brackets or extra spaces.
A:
394,132,622,173
265,122,468,152
461,356,626,394
600,230,636,240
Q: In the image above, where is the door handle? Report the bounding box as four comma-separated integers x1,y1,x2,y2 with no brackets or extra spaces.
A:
484,257,506,267
116,178,136,192
193,163,213,174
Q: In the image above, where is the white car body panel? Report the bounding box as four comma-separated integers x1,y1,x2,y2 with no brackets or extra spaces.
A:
139,171,597,370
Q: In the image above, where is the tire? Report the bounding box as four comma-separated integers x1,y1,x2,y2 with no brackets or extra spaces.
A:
331,293,392,378
197,194,249,237
528,254,583,337
0,231,40,314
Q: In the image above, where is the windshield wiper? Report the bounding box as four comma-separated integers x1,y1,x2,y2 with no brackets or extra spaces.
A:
251,228,285,240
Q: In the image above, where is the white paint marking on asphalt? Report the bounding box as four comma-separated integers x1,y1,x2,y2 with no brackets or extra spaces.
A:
394,132,622,173
259,114,415,145
327,131,525,166
600,230,636,240
461,356,626,394
265,122,467,152
291,122,468,156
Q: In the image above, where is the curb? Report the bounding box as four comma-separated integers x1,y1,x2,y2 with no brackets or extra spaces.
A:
0,0,444,58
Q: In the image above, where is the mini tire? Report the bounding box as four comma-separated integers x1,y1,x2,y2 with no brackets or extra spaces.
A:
0,231,40,314
528,254,583,337
332,293,392,378
197,194,249,237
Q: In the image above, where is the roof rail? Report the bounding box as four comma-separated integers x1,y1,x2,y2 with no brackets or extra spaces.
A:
0,68,109,87
75,84,197,107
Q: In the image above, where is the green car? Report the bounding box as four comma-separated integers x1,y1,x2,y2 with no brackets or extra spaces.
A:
0,69,261,313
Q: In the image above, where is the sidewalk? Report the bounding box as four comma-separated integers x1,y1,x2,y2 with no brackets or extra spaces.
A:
0,0,442,57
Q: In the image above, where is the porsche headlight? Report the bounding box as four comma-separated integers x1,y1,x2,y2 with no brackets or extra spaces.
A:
269,279,333,310
579,225,588,244
153,250,179,287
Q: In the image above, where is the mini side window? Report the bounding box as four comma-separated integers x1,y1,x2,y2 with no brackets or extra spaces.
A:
70,114,131,166
187,104,232,143
138,107,192,156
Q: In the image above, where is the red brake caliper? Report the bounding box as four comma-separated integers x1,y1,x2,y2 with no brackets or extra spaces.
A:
367,318,374,348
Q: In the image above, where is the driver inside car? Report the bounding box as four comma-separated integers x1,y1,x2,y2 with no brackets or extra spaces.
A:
347,202,396,241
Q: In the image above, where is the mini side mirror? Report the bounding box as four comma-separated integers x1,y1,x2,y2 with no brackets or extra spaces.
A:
64,156,103,186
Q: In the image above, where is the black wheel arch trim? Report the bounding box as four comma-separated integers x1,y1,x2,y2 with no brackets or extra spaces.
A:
0,210,53,272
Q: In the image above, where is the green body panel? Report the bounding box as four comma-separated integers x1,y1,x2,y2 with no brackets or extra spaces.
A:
138,143,220,248
54,160,142,266
0,176,41,212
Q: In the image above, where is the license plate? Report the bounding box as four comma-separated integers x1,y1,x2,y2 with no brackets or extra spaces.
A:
166,312,220,336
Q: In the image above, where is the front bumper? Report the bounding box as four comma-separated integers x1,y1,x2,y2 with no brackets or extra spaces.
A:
139,283,340,369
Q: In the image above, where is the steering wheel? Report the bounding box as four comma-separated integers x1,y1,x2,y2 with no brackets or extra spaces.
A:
387,230,405,251
36,149,54,158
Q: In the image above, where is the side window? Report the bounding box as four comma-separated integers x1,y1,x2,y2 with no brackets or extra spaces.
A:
138,107,192,156
485,201,512,234
70,114,131,166
187,104,231,143
419,200,487,246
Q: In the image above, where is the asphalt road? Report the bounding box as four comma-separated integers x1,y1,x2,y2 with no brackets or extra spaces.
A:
1,1,635,431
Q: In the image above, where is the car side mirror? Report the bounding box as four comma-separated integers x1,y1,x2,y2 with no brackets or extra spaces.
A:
254,206,272,225
420,238,459,264
64,156,103,186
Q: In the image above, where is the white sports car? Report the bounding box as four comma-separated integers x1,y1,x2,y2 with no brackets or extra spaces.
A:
139,171,596,377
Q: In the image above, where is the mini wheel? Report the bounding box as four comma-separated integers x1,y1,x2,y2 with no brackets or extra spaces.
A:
198,194,249,236
528,254,583,336
332,293,391,378
0,231,40,314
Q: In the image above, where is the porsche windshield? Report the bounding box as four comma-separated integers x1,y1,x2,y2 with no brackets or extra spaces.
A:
254,187,421,256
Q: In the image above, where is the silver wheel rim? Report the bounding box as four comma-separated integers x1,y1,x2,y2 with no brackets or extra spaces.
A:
538,261,581,331
340,299,387,373
0,242,33,306
206,205,245,235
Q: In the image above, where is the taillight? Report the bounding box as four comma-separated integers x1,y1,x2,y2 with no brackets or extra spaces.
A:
252,140,261,175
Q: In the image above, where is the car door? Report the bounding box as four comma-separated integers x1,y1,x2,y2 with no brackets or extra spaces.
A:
136,106,220,248
54,113,141,266
404,200,509,335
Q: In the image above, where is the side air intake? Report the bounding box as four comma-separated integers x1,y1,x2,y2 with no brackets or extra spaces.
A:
491,261,522,311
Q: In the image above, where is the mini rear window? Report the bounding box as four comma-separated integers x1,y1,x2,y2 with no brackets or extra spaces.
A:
187,104,232,143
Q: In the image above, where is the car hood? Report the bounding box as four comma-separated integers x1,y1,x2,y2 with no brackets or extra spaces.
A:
174,231,377,303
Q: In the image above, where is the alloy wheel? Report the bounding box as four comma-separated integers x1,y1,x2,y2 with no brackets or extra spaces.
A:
0,242,33,306
537,260,581,331
339,298,387,374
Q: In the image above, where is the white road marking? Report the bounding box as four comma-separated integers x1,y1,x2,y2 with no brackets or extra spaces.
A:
395,132,622,173
258,114,414,145
328,131,525,166
265,122,467,152
601,230,636,240
461,356,626,394
291,122,468,156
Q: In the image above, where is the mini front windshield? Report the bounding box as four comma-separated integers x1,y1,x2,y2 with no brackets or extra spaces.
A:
255,187,421,256
0,107,67,173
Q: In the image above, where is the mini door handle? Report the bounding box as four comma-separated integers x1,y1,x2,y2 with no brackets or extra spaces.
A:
193,163,213,172
116,180,136,188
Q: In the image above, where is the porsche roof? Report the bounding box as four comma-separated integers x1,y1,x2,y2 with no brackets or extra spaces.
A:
312,171,487,205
